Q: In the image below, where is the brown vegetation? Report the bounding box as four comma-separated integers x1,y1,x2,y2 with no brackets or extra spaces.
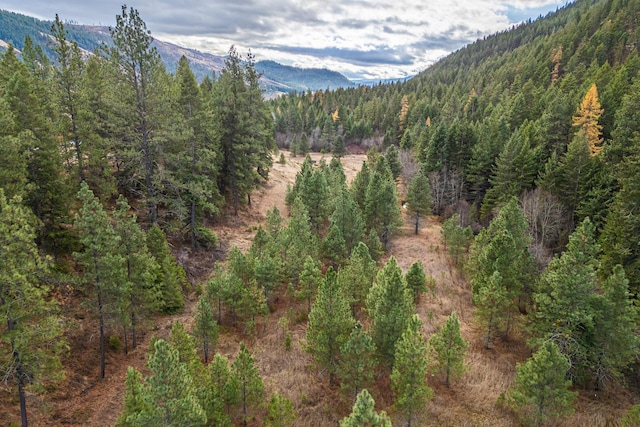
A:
1,151,633,426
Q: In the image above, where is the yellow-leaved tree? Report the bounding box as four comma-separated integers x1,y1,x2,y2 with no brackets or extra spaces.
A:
573,83,604,156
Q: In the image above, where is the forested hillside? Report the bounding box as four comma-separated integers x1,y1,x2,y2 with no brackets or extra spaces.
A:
3,0,640,426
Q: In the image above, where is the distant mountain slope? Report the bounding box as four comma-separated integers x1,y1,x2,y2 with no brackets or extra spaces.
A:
255,60,355,92
0,9,354,96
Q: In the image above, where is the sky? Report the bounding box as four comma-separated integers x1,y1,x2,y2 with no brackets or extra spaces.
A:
3,0,572,81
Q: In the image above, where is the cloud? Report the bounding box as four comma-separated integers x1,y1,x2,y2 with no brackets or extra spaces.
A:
1,0,572,79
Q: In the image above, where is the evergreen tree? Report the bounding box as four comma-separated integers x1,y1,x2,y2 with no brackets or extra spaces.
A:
297,256,322,314
406,170,432,235
206,353,236,427
193,296,219,364
322,223,348,268
306,268,355,385
329,187,365,256
213,46,274,214
338,242,377,312
108,5,164,223
74,183,125,378
147,225,186,313
350,161,371,213
339,389,392,427
428,312,468,387
475,271,510,349
385,144,402,180
364,169,402,249
405,261,427,301
124,339,206,426
232,343,265,427
112,195,160,353
338,322,376,402
168,55,221,247
441,214,473,267
367,257,414,366
0,192,66,427
508,341,576,427
265,394,296,427
391,315,433,427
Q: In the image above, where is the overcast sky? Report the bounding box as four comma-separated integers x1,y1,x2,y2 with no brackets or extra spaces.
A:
3,0,571,80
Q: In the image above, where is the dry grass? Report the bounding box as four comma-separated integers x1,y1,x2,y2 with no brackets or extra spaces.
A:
3,151,638,426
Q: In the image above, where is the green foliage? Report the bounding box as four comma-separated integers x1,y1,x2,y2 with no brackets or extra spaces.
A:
205,353,236,427
0,191,67,425
367,256,415,366
147,225,186,313
266,394,296,427
508,341,576,427
619,405,640,427
297,256,322,314
441,214,473,267
339,389,392,427
385,144,402,180
232,343,265,426
391,315,433,427
193,297,219,364
428,312,468,387
405,261,427,301
338,322,377,402
338,242,377,311
406,170,432,234
306,268,355,385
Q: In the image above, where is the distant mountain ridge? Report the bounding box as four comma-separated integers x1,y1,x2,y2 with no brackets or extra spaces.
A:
0,9,355,97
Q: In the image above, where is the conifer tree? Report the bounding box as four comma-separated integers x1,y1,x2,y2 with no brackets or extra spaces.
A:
338,242,377,311
406,170,432,234
475,271,510,349
297,256,322,314
206,353,236,427
108,5,164,223
147,225,186,313
509,341,576,427
338,322,376,402
265,394,296,427
350,161,371,213
367,257,414,366
306,268,355,385
428,312,468,387
385,144,402,180
391,315,433,427
364,168,402,249
405,261,428,301
193,297,219,364
112,195,160,352
441,214,473,267
232,343,265,427
0,192,66,427
74,183,125,379
127,339,206,426
329,187,365,256
339,389,392,427
322,223,348,268
573,83,603,156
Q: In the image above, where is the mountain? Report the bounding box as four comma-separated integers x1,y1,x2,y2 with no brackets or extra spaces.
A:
0,9,354,97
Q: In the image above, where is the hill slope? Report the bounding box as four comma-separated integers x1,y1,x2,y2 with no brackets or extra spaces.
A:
0,9,355,96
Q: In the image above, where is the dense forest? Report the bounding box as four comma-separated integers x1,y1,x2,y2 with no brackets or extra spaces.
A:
2,0,640,425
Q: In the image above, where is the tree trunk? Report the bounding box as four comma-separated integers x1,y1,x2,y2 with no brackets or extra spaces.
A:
18,363,28,427
98,287,105,378
415,211,420,235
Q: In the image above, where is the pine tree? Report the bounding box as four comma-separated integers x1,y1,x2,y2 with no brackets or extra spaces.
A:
138,339,206,426
147,225,186,313
367,257,415,366
428,312,468,387
474,271,510,349
306,268,355,385
338,322,376,402
329,187,365,256
297,256,322,314
405,261,427,301
339,389,392,427
232,343,265,427
364,169,402,249
74,182,125,378
0,192,66,427
265,394,296,427
385,144,402,180
406,170,432,235
322,223,348,269
338,242,377,311
206,353,236,427
112,195,160,352
108,5,164,223
391,315,433,427
508,341,576,427
193,297,219,364
441,214,473,267
573,83,604,156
